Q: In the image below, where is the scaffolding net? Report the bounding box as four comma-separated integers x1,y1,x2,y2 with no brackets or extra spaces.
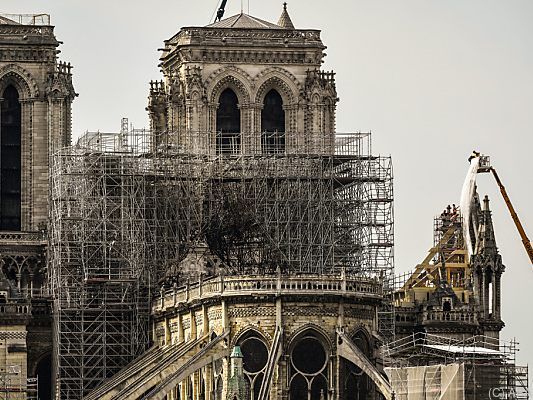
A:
50,126,394,398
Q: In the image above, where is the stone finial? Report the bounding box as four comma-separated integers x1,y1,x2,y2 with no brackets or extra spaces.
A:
278,2,295,29
483,194,490,211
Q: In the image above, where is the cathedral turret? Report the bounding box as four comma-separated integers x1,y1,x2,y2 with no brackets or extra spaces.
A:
277,3,295,29
472,195,505,339
226,346,249,400
149,6,337,155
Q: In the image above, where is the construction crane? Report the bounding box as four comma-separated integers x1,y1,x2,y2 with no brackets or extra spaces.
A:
477,155,533,265
215,0,228,22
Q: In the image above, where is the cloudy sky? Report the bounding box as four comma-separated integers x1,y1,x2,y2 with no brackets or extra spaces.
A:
4,0,532,369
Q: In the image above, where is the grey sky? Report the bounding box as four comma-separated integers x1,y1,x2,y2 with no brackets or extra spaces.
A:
4,0,532,369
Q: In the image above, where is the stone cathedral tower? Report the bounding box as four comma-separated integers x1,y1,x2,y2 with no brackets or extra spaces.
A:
0,13,75,400
148,3,338,156
89,5,394,400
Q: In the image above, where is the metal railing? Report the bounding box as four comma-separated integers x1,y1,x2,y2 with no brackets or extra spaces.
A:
0,14,50,25
74,129,370,158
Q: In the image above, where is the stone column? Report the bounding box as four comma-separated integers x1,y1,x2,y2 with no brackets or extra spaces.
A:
29,273,34,298
203,305,209,336
178,314,184,343
478,268,485,318
190,310,197,340
494,272,502,320
473,268,481,304
204,363,214,400
483,269,490,319
193,370,199,400
207,104,217,156
251,103,262,154
165,317,171,345
180,381,186,400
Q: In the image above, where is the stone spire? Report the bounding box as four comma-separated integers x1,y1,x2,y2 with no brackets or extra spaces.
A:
278,2,295,29
230,346,244,377
475,195,499,257
226,346,249,400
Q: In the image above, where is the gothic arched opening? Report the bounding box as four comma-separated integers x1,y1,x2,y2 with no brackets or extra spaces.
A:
215,376,223,400
261,89,285,154
241,335,268,373
343,360,369,400
0,85,22,231
216,88,240,154
292,337,326,374
35,353,52,400
342,331,374,400
237,331,269,400
289,331,330,400
443,299,452,312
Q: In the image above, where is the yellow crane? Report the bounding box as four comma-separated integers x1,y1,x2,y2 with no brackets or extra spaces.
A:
476,154,533,264
489,166,533,264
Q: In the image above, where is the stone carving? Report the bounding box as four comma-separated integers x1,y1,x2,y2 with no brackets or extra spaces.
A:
0,331,27,340
229,307,275,318
45,62,76,99
253,66,300,104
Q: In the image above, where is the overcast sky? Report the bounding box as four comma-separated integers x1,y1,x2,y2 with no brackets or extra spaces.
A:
4,0,532,369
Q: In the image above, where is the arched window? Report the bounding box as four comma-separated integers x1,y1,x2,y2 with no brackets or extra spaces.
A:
261,89,285,154
238,331,269,400
35,353,52,400
343,332,373,399
289,331,329,400
0,85,21,231
216,88,240,154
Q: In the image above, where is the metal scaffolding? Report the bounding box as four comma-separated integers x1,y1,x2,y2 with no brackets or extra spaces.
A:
50,126,394,398
383,333,529,399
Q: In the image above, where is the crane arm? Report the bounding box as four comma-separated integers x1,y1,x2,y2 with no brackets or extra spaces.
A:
491,167,533,264
215,0,228,22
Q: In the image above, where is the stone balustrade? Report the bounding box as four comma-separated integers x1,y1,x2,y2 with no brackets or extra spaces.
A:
0,302,31,315
155,274,383,312
424,309,477,324
0,231,47,243
0,24,54,36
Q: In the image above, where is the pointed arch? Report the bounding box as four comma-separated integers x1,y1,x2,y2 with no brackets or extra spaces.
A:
232,325,272,348
216,88,240,154
0,64,40,99
0,85,22,230
253,67,300,105
288,326,331,400
207,68,251,105
349,326,373,357
286,323,333,353
261,89,285,154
